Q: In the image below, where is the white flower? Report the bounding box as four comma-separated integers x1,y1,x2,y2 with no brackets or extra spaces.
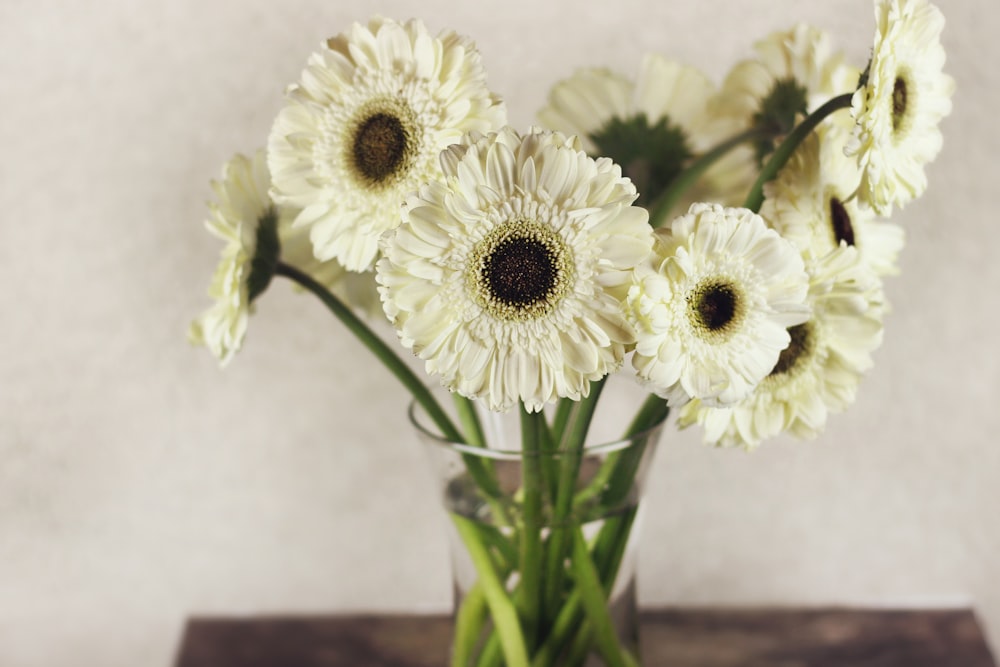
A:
846,0,954,214
377,127,653,412
536,68,633,156
626,203,810,407
267,17,506,272
188,151,284,365
190,150,363,365
714,24,859,165
720,24,859,117
762,127,905,276
537,55,752,217
678,245,885,448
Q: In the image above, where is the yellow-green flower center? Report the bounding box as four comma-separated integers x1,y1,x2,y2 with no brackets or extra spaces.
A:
768,322,815,378
829,196,855,246
347,98,419,188
687,278,746,341
468,219,574,321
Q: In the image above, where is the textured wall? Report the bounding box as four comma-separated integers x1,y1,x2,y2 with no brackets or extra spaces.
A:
1,1,997,665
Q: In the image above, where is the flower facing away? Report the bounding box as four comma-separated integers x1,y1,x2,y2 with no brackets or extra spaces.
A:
625,203,811,408
714,24,860,163
267,17,506,272
537,56,753,215
762,128,905,277
847,0,954,214
189,150,365,365
377,127,654,412
678,245,885,449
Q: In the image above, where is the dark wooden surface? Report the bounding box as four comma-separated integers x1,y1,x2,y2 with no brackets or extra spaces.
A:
175,607,997,667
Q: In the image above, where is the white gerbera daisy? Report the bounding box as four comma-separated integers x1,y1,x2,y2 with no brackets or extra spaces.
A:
752,24,858,112
846,0,954,214
267,17,506,271
626,203,810,407
678,245,885,449
537,55,752,216
714,24,859,162
762,127,905,276
190,150,361,365
189,151,284,365
377,127,653,412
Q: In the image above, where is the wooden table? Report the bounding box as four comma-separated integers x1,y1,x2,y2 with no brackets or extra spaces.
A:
175,608,997,666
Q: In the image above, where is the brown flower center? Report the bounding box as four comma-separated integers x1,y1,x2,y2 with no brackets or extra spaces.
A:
484,237,556,308
353,113,408,183
468,219,573,321
688,278,745,341
346,99,419,188
829,197,855,246
891,76,908,134
768,323,814,377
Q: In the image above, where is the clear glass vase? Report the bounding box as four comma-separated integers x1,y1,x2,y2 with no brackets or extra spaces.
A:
411,399,667,667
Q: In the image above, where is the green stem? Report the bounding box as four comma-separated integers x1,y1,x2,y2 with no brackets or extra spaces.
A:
452,582,489,667
275,262,462,442
561,620,596,667
542,380,606,617
528,588,584,666
456,537,519,667
647,126,772,229
529,393,665,665
454,395,487,448
475,636,504,667
556,510,639,665
593,510,638,588
599,395,669,507
517,406,546,651
624,394,671,438
453,515,531,667
569,529,639,667
555,396,668,658
742,92,854,213
556,394,670,659
277,262,512,521
551,397,575,439
573,394,669,507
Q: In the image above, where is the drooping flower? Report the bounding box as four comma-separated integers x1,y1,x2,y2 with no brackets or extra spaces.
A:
761,127,905,276
846,0,954,214
537,55,753,216
678,245,885,448
189,150,362,365
267,17,506,272
377,127,653,412
189,151,283,365
626,203,810,408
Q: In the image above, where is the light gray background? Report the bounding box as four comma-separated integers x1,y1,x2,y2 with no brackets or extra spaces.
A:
1,1,997,665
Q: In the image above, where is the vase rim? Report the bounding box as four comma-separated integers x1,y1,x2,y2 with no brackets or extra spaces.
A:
407,398,668,459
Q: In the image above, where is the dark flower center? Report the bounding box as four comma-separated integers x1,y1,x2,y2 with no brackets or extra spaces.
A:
892,76,908,133
352,112,410,184
688,279,744,339
829,197,856,246
769,323,813,377
469,219,573,321
484,237,557,308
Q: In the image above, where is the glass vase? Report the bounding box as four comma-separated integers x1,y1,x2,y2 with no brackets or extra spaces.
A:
411,399,666,667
